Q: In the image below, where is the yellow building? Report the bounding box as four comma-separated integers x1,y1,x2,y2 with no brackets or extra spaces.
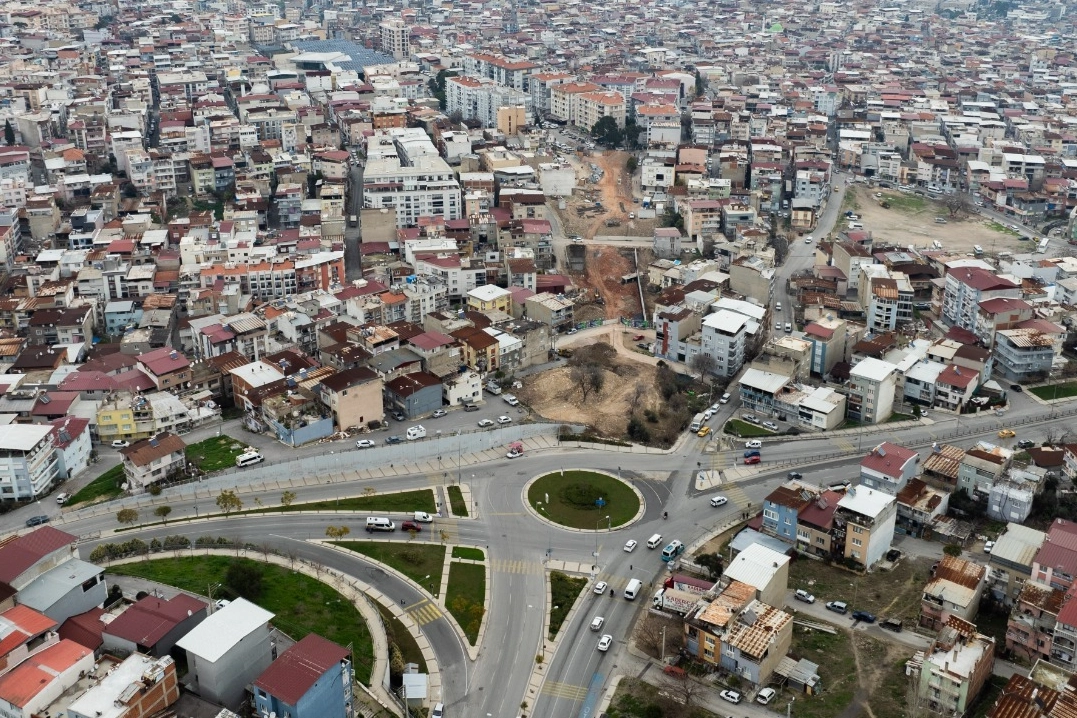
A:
466,284,512,314
497,105,527,136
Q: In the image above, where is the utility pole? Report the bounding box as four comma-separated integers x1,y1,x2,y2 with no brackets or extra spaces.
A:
660,625,666,661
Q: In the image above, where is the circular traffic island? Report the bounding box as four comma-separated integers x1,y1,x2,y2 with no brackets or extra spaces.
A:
526,470,641,530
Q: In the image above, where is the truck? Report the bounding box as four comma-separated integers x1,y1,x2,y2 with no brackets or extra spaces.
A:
688,412,706,433
652,588,699,615
349,214,358,227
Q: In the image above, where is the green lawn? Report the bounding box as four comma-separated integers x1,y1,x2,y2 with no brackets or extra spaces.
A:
549,571,588,640
791,626,857,718
722,419,777,438
109,556,375,684
527,470,639,529
451,546,485,561
887,412,915,423
1031,382,1077,400
185,436,249,473
445,562,485,644
447,486,468,517
987,221,1022,237
881,192,927,214
335,541,445,596
246,489,436,515
67,464,126,506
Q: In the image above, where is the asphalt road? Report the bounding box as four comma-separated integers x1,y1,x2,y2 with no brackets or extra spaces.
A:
345,163,363,281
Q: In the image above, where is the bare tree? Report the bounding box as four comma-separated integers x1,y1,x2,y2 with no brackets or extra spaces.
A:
942,193,971,218
689,353,718,380
635,614,673,656
630,382,648,410
570,363,604,401
662,668,702,713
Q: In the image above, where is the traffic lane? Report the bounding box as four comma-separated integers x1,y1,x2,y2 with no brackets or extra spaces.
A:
782,594,931,650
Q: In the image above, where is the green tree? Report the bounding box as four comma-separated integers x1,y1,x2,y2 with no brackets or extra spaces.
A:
225,560,264,600
694,69,706,98
696,552,725,579
281,490,296,507
623,119,641,150
117,508,138,526
154,505,172,523
590,116,624,147
626,155,638,174
3,119,14,146
943,544,962,557
661,206,685,231
216,489,243,515
325,525,351,539
427,69,457,111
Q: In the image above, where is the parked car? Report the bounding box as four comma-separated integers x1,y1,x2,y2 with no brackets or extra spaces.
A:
385,436,403,444
742,414,759,424
794,589,816,603
710,496,728,507
1010,384,1023,392
719,690,742,704
743,455,761,465
111,440,130,448
745,440,762,449
392,411,406,421
25,515,49,527
757,687,778,705
503,395,520,407
356,439,376,449
431,703,444,718
432,409,447,418
497,415,512,425
56,493,69,505
787,471,803,480
1018,439,1035,449
597,634,613,652
624,540,638,552
478,419,494,427
762,421,779,431
594,581,608,594
401,521,422,532
826,601,848,614
851,610,876,623
984,540,996,554
881,618,903,632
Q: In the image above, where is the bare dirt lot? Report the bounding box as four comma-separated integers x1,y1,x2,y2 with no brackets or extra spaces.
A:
847,186,1031,256
571,245,643,321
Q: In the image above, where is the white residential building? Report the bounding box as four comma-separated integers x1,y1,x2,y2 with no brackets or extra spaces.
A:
847,357,898,424
363,130,462,228
699,310,750,378
446,76,533,128
0,425,59,502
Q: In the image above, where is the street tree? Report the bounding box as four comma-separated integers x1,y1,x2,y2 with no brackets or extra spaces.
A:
280,490,296,507
225,560,263,599
942,192,971,218
117,508,138,526
154,505,172,523
325,525,351,539
689,353,718,380
216,489,243,515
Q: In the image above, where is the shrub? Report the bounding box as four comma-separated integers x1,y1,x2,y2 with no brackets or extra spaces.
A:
559,483,604,508
162,535,190,550
627,417,651,442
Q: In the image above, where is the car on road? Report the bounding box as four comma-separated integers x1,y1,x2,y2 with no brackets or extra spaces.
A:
743,455,761,465
762,421,779,431
478,419,494,427
745,440,762,449
775,321,782,330
1018,439,1035,449
1011,384,1024,392
784,322,792,333
826,601,848,614
696,426,711,438
624,540,637,552
25,515,49,527
111,440,130,448
594,581,608,594
984,540,996,554
632,334,645,341
719,393,731,404
432,409,447,418
805,235,813,243
506,447,524,459
787,471,803,480
565,328,578,335
710,496,728,507
401,521,422,532
703,409,714,420
431,703,444,718
709,403,720,413
590,615,605,631
719,690,742,704
497,415,512,425
385,436,403,444
597,634,613,652
998,429,1016,438
851,610,876,623
794,589,816,603
355,439,376,449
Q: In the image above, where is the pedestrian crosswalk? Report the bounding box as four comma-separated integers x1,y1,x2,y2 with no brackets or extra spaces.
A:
833,437,858,453
721,481,750,508
492,559,543,575
542,681,589,700
406,599,442,626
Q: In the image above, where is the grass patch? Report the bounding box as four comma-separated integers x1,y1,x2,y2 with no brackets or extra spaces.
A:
887,412,915,423
447,486,468,517
68,464,126,506
185,435,249,473
549,571,588,640
604,677,719,718
376,603,426,675
527,470,639,529
246,489,436,515
873,656,913,718
1031,382,1077,400
791,625,857,718
723,419,777,438
445,562,485,644
451,546,485,561
987,220,1022,237
789,555,930,625
109,556,375,684
881,192,927,214
335,541,445,596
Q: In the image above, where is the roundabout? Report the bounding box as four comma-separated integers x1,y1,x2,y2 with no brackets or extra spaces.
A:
525,469,643,529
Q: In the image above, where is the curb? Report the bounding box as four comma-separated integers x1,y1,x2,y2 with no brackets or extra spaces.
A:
521,470,647,535
525,567,594,713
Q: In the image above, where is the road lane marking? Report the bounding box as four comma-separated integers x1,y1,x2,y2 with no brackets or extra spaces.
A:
492,559,542,575
542,682,589,700
405,599,442,625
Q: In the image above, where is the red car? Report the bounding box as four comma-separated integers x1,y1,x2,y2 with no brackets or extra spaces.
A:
401,521,422,532
743,455,761,465
632,334,645,341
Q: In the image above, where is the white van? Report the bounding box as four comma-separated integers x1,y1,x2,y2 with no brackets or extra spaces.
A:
848,222,864,230
624,578,643,600
973,245,984,255
365,517,395,532
719,393,731,404
406,425,427,440
646,533,663,549
413,511,434,523
235,451,264,467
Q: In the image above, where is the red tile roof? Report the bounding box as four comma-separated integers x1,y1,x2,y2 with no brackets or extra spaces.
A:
104,594,206,648
253,634,350,705
0,605,57,660
58,607,107,651
859,442,919,479
0,639,90,707
0,526,77,584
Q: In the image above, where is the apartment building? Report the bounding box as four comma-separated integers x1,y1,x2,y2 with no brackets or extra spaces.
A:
920,554,986,631
992,321,1066,382
846,357,898,424
835,486,897,568
0,425,59,502
941,268,1021,333
446,76,532,128
362,131,462,229
463,53,537,93
907,621,994,717
859,442,920,495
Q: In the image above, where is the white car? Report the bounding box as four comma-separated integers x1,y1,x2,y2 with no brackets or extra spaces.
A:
590,616,605,631
710,496,728,507
594,581,608,594
794,589,816,603
709,403,720,412
355,439,376,449
720,690,742,704
762,421,779,431
477,419,494,427
745,440,762,449
703,409,714,420
55,492,69,505
432,409,447,418
624,540,637,552
111,440,130,448
984,540,996,554
497,415,512,425
805,235,813,243
431,704,444,718
597,634,613,652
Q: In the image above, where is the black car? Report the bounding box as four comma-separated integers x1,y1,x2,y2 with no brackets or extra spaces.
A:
385,436,403,445
1018,439,1035,449
25,515,50,527
1010,384,1024,393
787,471,803,480
886,549,901,562
851,610,876,623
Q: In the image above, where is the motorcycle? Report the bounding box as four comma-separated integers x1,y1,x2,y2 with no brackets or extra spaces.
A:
663,511,668,520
